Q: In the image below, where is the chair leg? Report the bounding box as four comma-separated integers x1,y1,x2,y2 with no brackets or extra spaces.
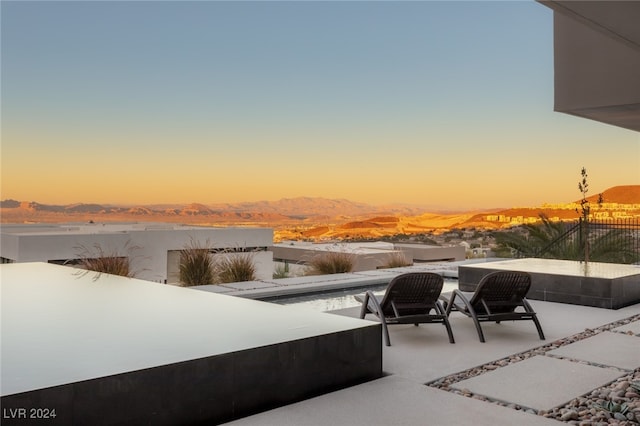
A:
472,320,486,343
380,319,391,346
532,315,545,340
443,318,455,344
359,293,370,319
463,304,486,342
436,302,455,343
522,299,545,340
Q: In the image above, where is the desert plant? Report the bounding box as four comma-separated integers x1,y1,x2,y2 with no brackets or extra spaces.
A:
494,213,637,264
382,251,412,268
179,239,214,286
576,167,604,264
72,241,140,280
214,252,256,283
594,401,630,421
81,255,130,277
494,214,576,259
307,250,355,275
273,263,290,279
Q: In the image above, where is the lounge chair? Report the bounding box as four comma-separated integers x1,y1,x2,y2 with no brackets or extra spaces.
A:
356,272,455,346
440,271,545,343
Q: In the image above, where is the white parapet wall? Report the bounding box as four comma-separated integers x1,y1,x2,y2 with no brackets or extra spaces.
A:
0,223,273,283
165,250,273,285
393,243,466,262
0,262,381,424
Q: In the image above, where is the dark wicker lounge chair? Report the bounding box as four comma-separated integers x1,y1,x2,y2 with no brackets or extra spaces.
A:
356,272,455,346
440,271,545,343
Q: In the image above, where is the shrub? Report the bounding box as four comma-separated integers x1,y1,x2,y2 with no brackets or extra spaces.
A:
73,241,140,280
307,251,355,275
214,252,256,283
81,255,131,277
273,263,290,279
179,240,214,286
383,252,412,268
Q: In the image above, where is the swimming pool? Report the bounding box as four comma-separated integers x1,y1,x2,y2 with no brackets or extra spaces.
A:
270,279,459,312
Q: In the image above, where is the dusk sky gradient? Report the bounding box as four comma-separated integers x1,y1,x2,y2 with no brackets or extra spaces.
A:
2,1,639,210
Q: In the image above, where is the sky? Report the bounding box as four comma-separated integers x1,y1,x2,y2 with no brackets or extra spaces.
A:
2,1,639,211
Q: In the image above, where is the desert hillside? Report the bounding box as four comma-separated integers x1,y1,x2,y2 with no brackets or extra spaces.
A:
583,185,640,204
2,186,639,242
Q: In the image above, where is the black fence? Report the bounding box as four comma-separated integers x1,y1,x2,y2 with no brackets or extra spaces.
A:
536,218,640,264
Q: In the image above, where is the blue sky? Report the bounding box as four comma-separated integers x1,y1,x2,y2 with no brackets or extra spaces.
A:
2,1,638,210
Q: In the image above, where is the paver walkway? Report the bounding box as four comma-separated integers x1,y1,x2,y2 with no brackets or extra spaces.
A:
451,355,626,411
225,301,640,425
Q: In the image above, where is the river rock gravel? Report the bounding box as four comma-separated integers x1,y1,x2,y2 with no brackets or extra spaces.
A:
428,314,640,425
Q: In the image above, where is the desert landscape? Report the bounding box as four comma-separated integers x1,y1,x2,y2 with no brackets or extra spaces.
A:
2,185,639,242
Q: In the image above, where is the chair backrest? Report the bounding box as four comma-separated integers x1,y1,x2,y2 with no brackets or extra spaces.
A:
469,271,532,314
380,272,444,317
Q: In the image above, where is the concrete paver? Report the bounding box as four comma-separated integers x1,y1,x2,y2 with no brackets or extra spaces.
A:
548,331,640,370
450,355,625,411
226,376,561,426
613,319,640,335
215,280,279,290
222,279,640,425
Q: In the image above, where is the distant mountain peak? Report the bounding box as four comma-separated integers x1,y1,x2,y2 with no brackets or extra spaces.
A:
582,185,640,204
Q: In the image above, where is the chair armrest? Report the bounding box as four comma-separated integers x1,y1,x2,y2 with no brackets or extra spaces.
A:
444,289,473,316
366,290,384,314
521,297,537,314
359,290,384,318
435,299,447,316
440,291,456,315
390,301,400,318
481,299,492,315
357,292,369,319
353,293,366,304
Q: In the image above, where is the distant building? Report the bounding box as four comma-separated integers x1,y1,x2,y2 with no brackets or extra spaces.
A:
0,223,273,284
272,241,465,274
470,247,494,258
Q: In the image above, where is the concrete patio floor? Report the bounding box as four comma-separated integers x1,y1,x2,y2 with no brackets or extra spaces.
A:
225,299,640,425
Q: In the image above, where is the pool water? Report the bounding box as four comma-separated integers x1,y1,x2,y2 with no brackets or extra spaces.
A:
271,279,459,312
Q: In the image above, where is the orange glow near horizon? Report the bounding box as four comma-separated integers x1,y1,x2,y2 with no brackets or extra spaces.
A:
3,156,639,210
3,127,640,209
4,128,639,209
2,1,639,210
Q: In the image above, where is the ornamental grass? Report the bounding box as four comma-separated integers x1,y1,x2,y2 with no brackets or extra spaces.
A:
179,239,215,286
307,250,355,275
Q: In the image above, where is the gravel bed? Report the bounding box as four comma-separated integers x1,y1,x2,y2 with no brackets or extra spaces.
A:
428,314,640,425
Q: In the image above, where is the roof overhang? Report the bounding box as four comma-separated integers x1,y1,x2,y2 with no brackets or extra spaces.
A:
538,1,640,132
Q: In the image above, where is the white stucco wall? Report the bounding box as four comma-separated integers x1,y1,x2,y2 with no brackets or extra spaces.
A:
0,224,273,283
166,250,273,284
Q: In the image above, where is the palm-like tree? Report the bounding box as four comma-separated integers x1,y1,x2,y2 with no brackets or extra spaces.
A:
495,215,572,258
588,228,639,264
495,214,638,264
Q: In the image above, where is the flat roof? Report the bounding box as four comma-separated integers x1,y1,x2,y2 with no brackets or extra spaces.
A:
463,258,640,279
1,262,373,396
0,222,271,237
273,241,425,255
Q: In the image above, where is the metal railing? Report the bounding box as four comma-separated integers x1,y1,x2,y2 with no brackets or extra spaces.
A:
535,218,640,264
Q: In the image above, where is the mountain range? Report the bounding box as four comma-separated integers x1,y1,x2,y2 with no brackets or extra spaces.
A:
2,185,639,240
0,197,435,220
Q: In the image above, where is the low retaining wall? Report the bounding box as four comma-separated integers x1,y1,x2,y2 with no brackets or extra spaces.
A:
459,259,640,310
